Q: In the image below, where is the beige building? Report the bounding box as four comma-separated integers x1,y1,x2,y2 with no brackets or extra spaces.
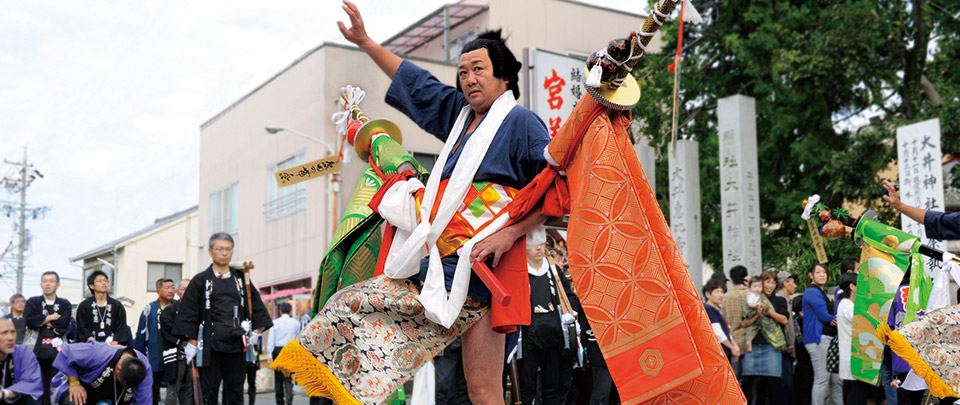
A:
197,0,664,318
70,206,201,331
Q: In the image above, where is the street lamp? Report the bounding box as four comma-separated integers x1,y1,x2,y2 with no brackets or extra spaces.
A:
264,125,343,244
264,125,345,161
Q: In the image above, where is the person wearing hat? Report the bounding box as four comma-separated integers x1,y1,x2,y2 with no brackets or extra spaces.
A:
777,271,799,300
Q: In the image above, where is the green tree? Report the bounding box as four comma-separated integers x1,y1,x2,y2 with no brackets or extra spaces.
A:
631,0,960,280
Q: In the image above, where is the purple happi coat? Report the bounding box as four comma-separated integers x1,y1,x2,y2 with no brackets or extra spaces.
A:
50,341,152,405
3,345,43,399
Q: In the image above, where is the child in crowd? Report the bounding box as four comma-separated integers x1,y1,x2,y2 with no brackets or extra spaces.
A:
744,277,786,352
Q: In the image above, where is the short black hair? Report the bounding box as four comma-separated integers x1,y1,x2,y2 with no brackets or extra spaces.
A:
729,265,749,285
9,294,23,303
701,278,727,296
838,272,858,299
41,271,60,283
792,295,804,314
456,29,521,100
155,278,174,290
841,257,859,273
208,232,234,248
279,302,292,315
119,356,148,387
748,277,763,286
86,270,109,295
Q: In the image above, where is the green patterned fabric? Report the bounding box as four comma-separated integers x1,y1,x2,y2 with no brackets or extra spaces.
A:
311,135,427,313
850,218,931,384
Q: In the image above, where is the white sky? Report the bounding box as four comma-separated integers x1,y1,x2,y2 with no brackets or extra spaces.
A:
0,0,646,300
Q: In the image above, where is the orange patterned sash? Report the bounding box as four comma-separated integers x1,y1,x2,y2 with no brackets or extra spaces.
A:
542,96,744,404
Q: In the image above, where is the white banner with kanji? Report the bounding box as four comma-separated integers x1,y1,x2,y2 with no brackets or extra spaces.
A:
528,49,585,138
897,119,945,254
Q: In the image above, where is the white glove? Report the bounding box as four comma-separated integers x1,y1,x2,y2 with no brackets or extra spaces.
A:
241,320,251,333
185,342,198,364
249,332,261,347
561,312,577,326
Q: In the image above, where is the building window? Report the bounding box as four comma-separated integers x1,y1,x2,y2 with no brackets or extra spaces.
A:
412,152,439,173
447,29,477,61
209,182,239,235
265,151,307,221
147,262,182,291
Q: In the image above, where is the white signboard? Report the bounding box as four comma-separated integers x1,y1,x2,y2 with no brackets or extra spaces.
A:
528,49,585,137
670,139,703,288
897,119,945,253
718,95,762,274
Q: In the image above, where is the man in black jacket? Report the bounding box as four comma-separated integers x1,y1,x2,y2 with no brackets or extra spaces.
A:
172,233,272,405
23,271,71,405
159,279,192,405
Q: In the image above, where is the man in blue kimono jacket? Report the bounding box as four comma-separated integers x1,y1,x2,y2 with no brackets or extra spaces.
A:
332,2,551,403
50,342,151,405
0,318,43,405
133,279,175,405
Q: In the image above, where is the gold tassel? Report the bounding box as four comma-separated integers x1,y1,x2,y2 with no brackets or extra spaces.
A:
269,339,362,405
876,323,960,399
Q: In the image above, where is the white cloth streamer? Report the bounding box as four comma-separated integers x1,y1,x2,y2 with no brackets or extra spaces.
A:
381,91,517,327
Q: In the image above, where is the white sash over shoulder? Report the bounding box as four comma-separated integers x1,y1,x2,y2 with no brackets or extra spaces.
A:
383,91,516,328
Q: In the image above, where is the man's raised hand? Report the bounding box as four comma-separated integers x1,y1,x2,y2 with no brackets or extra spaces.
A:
337,1,371,47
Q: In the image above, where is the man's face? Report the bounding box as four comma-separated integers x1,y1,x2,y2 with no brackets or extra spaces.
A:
41,274,59,295
525,244,545,264
177,280,189,299
11,297,24,313
783,278,797,295
159,281,175,301
0,320,15,354
208,239,234,267
458,48,509,114
90,275,109,295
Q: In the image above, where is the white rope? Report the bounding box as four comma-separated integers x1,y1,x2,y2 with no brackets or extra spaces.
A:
330,85,366,135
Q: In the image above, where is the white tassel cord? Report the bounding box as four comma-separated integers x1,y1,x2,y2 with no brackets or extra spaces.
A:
330,85,366,135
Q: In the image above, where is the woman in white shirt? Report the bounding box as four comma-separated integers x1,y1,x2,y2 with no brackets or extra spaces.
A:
837,272,883,404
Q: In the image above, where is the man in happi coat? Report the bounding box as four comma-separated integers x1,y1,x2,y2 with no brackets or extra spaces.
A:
76,271,129,345
0,318,43,405
49,341,151,405
133,278,175,405
158,280,191,405
172,233,272,405
24,271,72,405
271,2,551,404
5,294,27,345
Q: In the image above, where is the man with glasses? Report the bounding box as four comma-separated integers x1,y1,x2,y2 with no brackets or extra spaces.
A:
172,233,272,405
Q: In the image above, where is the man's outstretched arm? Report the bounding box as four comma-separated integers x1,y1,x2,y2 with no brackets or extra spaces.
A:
882,180,926,224
338,0,403,79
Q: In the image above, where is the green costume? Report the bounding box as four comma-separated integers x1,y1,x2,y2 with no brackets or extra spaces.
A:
311,135,426,312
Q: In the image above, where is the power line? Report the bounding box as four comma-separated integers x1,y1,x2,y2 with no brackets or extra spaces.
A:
1,147,49,295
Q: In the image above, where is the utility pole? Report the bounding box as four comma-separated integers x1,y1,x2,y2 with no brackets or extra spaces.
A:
2,148,46,295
